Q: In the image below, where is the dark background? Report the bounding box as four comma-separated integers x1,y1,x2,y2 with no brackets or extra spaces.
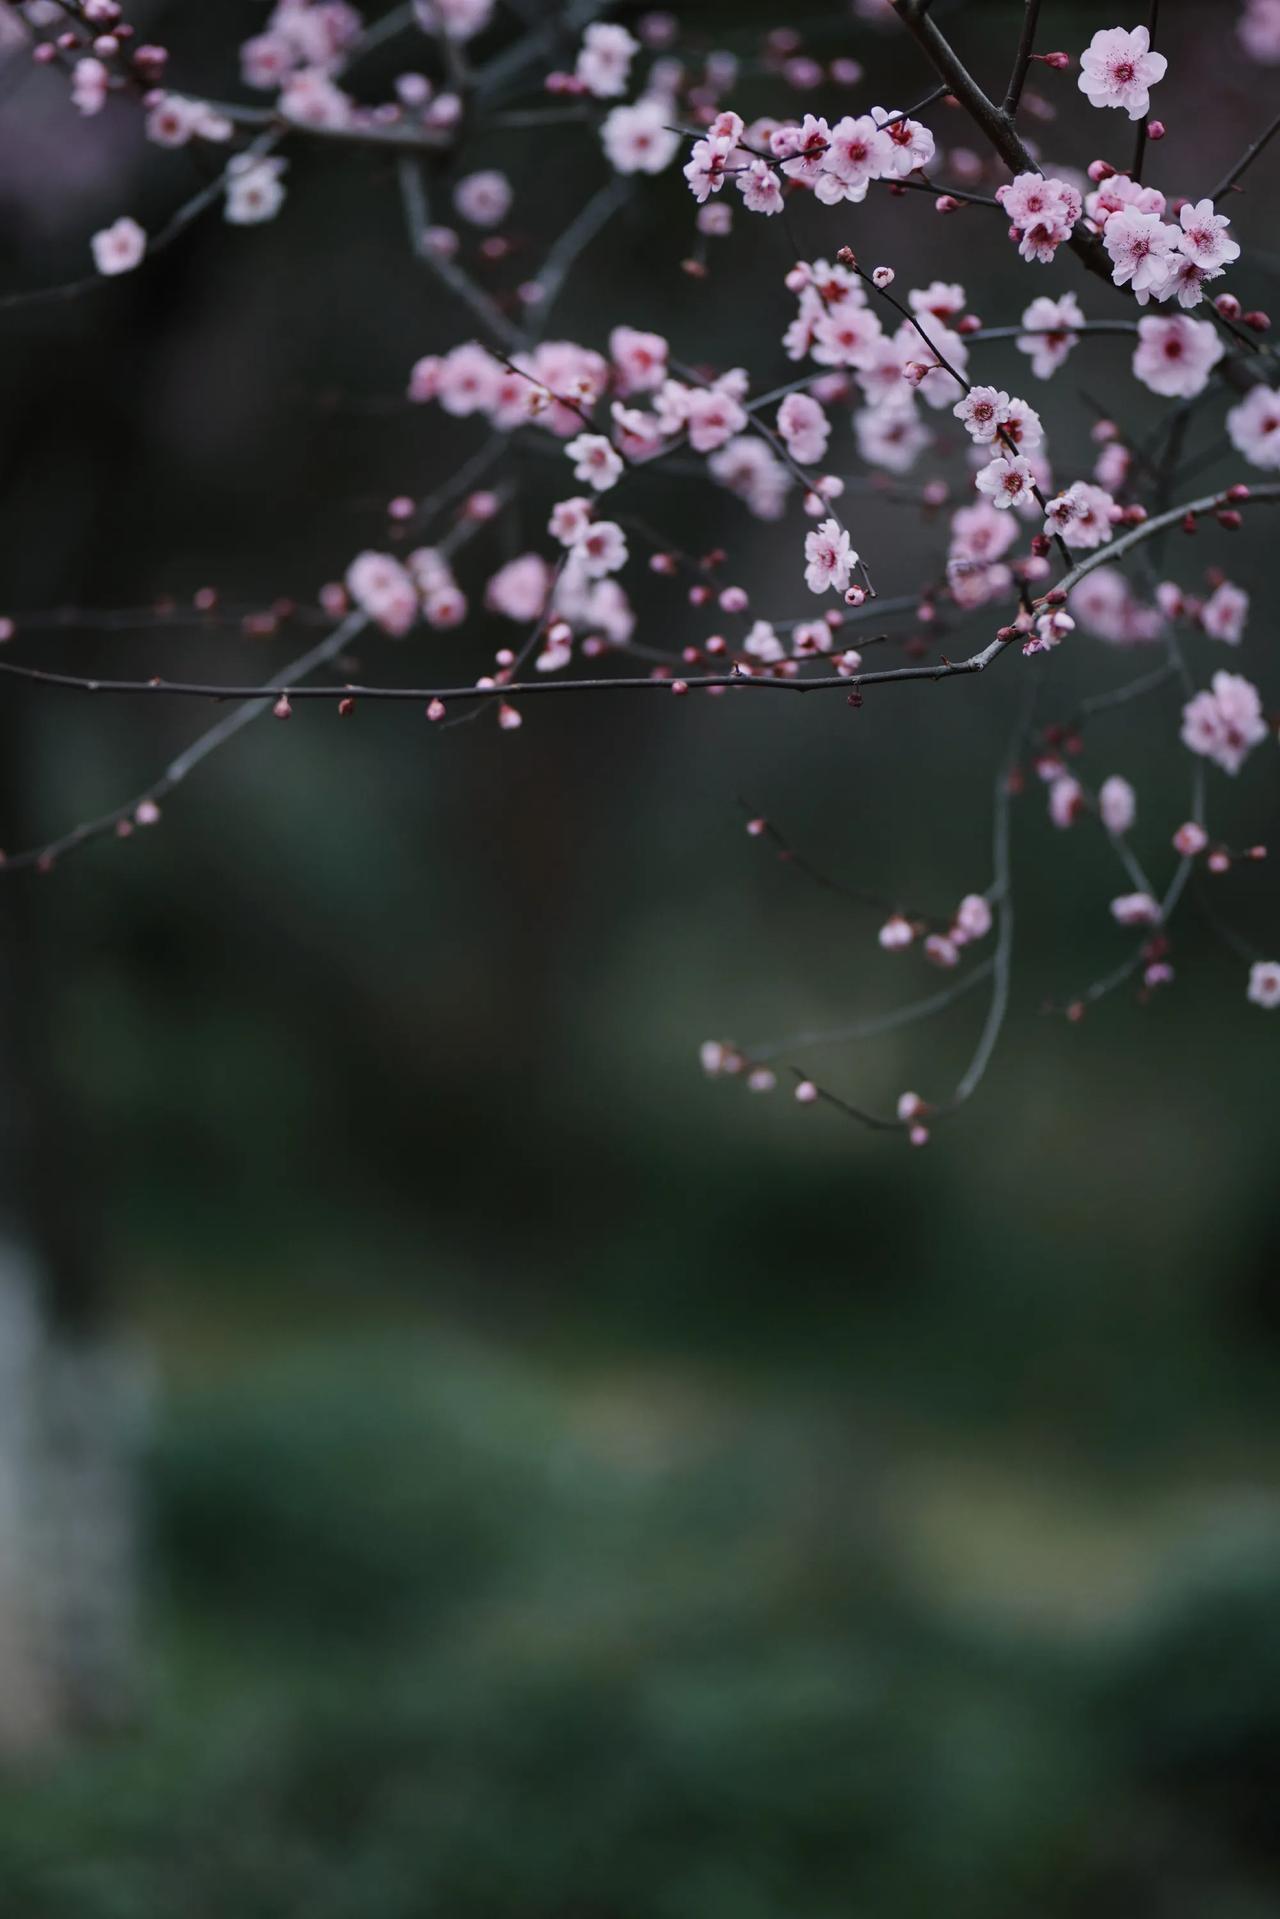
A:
0,2,1278,1914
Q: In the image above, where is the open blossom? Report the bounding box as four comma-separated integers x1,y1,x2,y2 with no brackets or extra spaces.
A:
1098,776,1136,834
1240,0,1280,61
1016,293,1085,379
954,893,992,940
610,327,667,394
975,454,1036,510
225,154,288,225
1085,172,1166,228
1078,24,1168,120
1049,775,1084,828
1132,314,1224,398
953,386,1009,445
413,0,494,40
601,98,680,175
1201,581,1249,644
1248,961,1280,1009
1176,198,1240,272
803,518,855,594
686,384,748,453
1181,670,1269,776
996,172,1081,264
1226,385,1280,469
454,169,512,227
575,22,638,98
90,216,146,276
818,113,891,202
71,57,110,115
777,392,831,464
736,159,785,215
811,304,884,369
855,404,929,474
1103,207,1179,302
485,553,550,622
1044,482,1117,549
871,105,935,176
1071,567,1163,644
683,132,736,203
571,519,628,579
566,433,624,491
346,552,418,635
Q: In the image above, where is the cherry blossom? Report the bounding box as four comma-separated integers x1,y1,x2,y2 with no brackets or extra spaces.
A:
413,0,494,41
1049,775,1085,828
1173,821,1209,857
1131,314,1224,398
346,552,418,635
71,57,109,115
225,155,288,225
1176,198,1241,273
1227,385,1280,469
803,519,855,595
996,172,1082,264
1110,892,1161,925
818,114,892,202
871,105,935,177
1180,671,1269,775
1247,960,1280,1009
953,386,1009,445
1240,0,1280,62
953,894,992,940
570,520,628,579
1078,24,1168,120
90,216,146,276
485,554,551,622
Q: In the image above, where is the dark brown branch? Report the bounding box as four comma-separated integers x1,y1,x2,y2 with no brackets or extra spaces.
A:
1002,0,1043,118
1212,106,1280,199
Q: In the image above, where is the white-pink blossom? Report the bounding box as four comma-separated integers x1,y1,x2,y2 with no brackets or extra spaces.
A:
1176,198,1240,272
1016,293,1085,379
1078,24,1168,119
566,433,624,491
1132,314,1224,397
453,169,512,227
976,454,1036,510
1110,891,1161,925
90,216,146,276
346,551,418,635
1103,207,1179,303
1201,580,1249,644
575,21,638,98
803,518,855,594
1227,385,1280,469
601,98,680,175
1098,775,1136,834
777,392,831,463
1247,960,1280,1008
1181,670,1268,775
571,519,628,579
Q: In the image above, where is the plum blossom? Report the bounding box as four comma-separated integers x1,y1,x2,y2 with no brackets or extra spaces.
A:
1098,776,1136,834
1044,482,1117,549
453,170,512,227
1078,25,1168,120
803,518,856,594
1071,567,1163,643
736,160,785,215
1016,293,1085,380
1110,892,1161,925
1226,385,1280,469
953,386,1009,445
954,894,992,940
90,216,146,276
346,552,418,635
566,433,624,491
1103,208,1179,303
413,0,494,40
855,404,929,474
1180,670,1269,775
601,98,680,175
575,22,638,98
225,155,288,225
570,520,628,579
818,114,891,202
485,553,551,622
683,132,736,203
1136,310,1228,397
609,327,668,395
976,454,1036,510
1049,775,1085,828
1240,0,1280,61
71,57,109,115
1176,198,1240,272
708,437,791,518
1201,580,1249,644
777,392,831,464
996,172,1082,264
871,105,935,176
1247,960,1280,1008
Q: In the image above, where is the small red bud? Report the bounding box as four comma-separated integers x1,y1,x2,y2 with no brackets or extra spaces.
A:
272,694,292,720
1244,309,1272,332
1216,509,1243,530
1146,119,1165,140
1215,293,1242,319
1226,483,1251,501
338,696,356,717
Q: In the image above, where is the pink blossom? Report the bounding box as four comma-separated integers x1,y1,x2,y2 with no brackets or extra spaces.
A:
609,326,667,395
413,0,494,40
777,392,831,464
1085,172,1166,228
879,913,914,949
999,396,1044,450
1098,775,1136,834
1181,670,1268,775
871,105,935,176
1240,0,1280,61
1227,385,1280,469
1132,314,1224,398
855,404,929,474
1016,293,1085,379
954,893,992,940
803,518,855,594
708,436,791,518
565,433,624,491
812,304,884,370
1177,198,1240,273
346,551,418,635
71,57,110,115
1247,960,1280,1008
1078,24,1167,120
976,454,1036,510
453,170,512,227
685,385,748,453
1044,481,1117,549
570,519,628,579
818,114,891,203
735,159,785,215
949,502,1018,566
997,172,1082,264
1049,775,1085,828
225,154,288,225
90,216,146,276
575,22,638,98
953,385,1009,444
279,68,352,128
548,497,593,546
683,134,736,203
437,342,502,417
485,553,551,622
1173,821,1208,856
1071,567,1163,644
1110,892,1161,925
1201,581,1249,644
1103,207,1179,303
601,99,680,175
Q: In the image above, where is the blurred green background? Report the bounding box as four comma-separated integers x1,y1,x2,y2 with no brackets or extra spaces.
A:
0,1,1278,1914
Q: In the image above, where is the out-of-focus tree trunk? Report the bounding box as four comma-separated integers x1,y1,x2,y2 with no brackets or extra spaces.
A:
0,706,145,1752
